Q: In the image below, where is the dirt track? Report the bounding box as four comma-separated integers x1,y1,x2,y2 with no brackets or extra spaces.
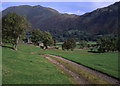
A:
40,54,119,85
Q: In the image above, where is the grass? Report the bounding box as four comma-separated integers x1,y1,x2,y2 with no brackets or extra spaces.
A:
39,48,119,79
56,41,97,49
2,44,72,84
2,43,119,84
49,55,109,84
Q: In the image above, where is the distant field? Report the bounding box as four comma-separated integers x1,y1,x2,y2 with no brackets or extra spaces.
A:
56,41,97,49
2,44,72,84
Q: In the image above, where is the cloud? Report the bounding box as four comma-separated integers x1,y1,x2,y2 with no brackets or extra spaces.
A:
63,10,85,15
76,10,85,15
64,12,74,14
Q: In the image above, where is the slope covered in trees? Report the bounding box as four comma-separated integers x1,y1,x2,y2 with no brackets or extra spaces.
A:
2,2,119,41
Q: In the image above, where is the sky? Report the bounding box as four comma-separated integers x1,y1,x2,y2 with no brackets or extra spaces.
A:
1,1,118,15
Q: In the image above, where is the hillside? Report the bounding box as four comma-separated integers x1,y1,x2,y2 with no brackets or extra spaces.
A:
76,2,119,34
2,2,119,40
2,44,72,84
2,5,78,33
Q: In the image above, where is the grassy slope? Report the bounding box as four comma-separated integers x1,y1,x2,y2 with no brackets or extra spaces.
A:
39,49,119,79
2,44,72,84
2,43,119,84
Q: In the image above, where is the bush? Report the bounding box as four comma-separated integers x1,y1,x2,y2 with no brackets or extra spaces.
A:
62,38,76,51
79,41,88,49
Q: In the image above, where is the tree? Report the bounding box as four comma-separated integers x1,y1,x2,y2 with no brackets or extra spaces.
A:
62,40,67,50
79,41,88,49
30,29,43,45
62,38,76,51
96,37,118,53
53,39,57,46
42,31,54,49
2,12,30,50
30,29,54,49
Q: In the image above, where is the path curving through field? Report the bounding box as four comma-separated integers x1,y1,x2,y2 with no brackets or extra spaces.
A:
40,54,119,85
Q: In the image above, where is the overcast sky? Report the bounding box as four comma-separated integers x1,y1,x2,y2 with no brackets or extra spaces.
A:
2,1,117,15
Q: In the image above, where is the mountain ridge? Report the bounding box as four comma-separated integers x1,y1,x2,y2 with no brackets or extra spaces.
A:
2,2,119,41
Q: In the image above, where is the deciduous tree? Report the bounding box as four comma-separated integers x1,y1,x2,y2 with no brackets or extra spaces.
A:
62,38,76,51
2,12,30,50
30,29,54,49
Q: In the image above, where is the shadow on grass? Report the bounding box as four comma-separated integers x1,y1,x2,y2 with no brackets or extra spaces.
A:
1,45,13,50
88,51,103,53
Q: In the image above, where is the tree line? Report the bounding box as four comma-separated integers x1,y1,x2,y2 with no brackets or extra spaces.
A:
79,37,120,53
95,37,120,53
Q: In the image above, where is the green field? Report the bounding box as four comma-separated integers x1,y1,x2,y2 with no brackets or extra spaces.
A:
2,44,73,84
2,44,119,84
39,46,119,79
56,41,97,49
